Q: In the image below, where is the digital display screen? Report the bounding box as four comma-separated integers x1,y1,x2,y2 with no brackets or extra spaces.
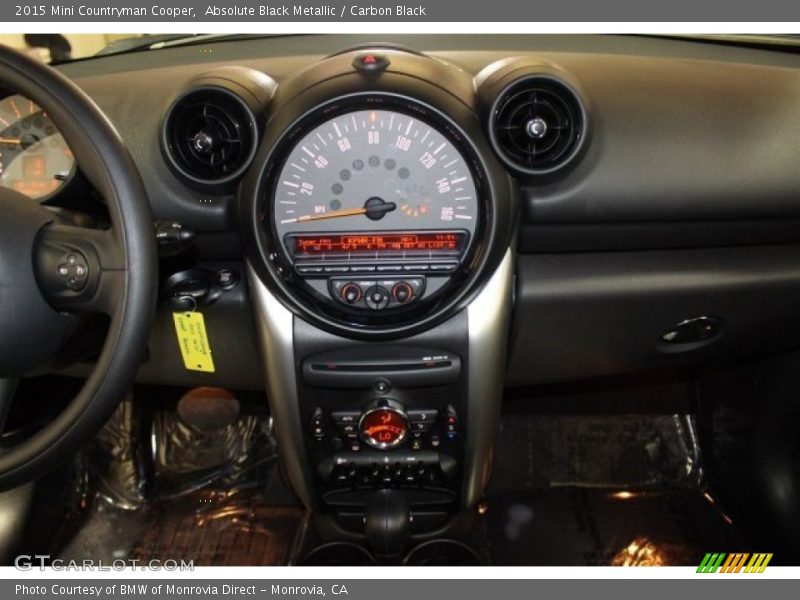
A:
361,409,408,448
289,231,466,258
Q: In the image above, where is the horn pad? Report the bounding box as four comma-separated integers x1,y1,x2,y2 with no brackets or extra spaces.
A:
0,190,72,376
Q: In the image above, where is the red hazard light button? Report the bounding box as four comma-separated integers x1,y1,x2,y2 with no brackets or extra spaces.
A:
353,53,390,72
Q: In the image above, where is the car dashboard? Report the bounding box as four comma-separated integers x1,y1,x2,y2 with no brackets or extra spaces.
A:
6,33,800,548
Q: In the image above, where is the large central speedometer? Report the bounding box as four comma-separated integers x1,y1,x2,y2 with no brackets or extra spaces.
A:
272,108,479,252
254,93,495,333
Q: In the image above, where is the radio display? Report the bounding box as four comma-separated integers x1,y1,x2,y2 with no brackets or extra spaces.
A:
288,231,467,258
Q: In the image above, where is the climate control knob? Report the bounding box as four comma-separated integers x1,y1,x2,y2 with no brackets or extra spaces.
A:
359,400,409,449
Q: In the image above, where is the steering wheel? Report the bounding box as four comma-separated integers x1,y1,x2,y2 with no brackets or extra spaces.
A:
0,46,157,489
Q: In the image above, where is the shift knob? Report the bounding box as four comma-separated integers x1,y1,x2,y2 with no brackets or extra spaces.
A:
364,489,411,559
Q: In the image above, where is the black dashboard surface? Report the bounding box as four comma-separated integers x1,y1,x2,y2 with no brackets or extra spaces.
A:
45,34,800,387
57,34,800,233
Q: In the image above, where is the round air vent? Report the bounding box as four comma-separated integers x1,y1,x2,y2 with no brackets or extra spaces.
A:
489,76,586,175
162,86,258,187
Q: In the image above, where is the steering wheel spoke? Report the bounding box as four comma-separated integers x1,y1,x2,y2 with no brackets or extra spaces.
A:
35,223,124,316
0,42,155,490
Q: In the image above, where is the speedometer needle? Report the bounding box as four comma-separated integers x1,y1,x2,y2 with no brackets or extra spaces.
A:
0,137,22,145
282,198,397,224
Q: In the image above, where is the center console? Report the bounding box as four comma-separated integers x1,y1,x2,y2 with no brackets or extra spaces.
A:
247,250,512,553
240,46,517,561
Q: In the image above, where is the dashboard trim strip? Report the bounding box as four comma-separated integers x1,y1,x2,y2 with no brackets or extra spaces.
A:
463,247,514,508
248,247,513,513
246,262,316,509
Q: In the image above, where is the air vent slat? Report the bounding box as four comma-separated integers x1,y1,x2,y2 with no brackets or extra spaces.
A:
163,87,258,187
489,76,586,175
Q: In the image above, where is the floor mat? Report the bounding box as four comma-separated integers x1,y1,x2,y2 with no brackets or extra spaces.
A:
130,489,303,566
486,413,748,565
58,393,303,566
486,487,746,566
491,414,702,491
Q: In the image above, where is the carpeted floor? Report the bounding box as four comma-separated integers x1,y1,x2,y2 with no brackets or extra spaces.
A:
485,413,748,565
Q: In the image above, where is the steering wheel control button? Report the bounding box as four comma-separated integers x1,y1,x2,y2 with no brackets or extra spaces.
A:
365,286,390,310
57,252,89,291
353,53,390,72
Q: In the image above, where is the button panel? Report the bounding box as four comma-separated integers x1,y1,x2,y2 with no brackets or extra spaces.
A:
57,252,90,291
309,401,461,497
313,406,457,457
296,261,457,277
329,277,426,310
309,407,326,441
319,449,456,489
331,410,361,441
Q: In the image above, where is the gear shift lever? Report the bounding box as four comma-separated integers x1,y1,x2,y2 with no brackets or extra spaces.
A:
364,489,411,559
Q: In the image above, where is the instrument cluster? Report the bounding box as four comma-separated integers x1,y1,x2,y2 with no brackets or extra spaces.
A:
0,94,74,201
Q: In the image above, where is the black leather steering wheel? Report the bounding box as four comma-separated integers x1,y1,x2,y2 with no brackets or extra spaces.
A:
0,45,157,489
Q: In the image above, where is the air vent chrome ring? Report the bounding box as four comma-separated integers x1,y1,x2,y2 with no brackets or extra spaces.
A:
489,75,587,176
162,85,259,188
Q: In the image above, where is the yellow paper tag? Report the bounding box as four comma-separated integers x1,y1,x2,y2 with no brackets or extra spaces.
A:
172,311,215,373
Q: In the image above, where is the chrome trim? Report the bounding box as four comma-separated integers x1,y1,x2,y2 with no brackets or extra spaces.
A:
358,402,410,450
247,248,514,511
0,482,33,563
462,248,514,508
246,263,316,508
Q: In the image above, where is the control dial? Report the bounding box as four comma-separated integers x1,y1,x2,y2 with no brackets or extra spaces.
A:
359,399,409,449
340,283,362,304
365,285,390,310
392,282,414,304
